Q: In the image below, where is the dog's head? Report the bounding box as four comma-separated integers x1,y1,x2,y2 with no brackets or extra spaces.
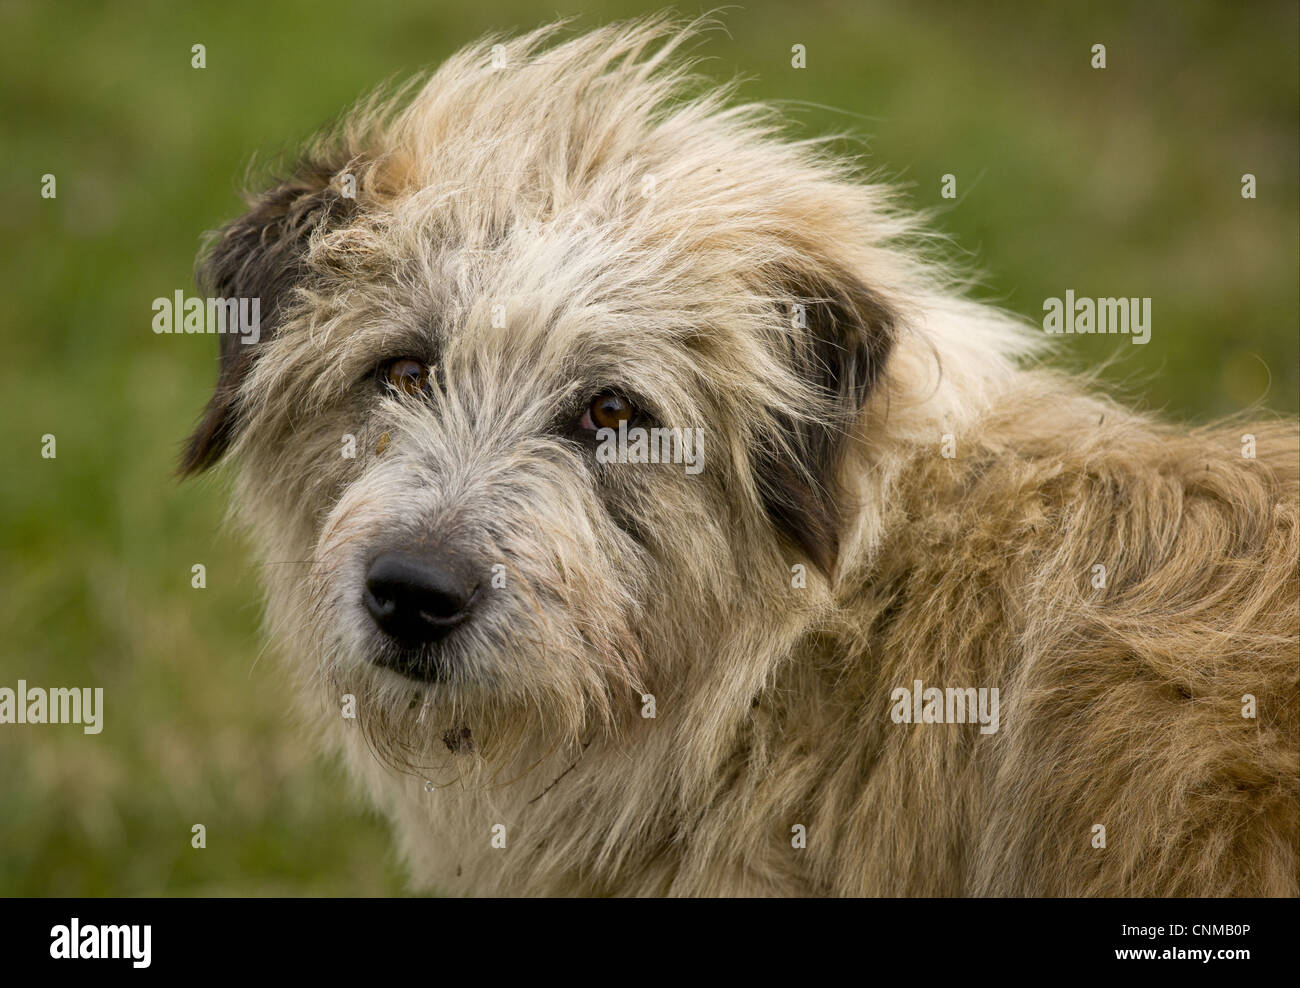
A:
182,18,897,770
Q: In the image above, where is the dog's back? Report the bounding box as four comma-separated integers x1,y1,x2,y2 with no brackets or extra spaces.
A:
791,379,1300,896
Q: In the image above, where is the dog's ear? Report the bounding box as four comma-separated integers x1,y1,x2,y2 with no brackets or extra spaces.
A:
755,263,895,575
179,156,357,476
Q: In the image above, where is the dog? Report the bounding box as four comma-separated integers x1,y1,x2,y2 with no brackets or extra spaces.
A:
181,16,1299,896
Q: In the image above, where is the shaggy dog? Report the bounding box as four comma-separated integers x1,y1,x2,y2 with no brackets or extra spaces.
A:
182,17,1299,896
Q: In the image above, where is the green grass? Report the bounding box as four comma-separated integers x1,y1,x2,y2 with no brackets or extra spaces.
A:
1,0,1295,895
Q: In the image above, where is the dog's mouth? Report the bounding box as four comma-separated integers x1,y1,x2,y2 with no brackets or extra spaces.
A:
371,646,452,683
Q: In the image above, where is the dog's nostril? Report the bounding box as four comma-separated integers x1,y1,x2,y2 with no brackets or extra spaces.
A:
367,592,397,617
363,551,479,646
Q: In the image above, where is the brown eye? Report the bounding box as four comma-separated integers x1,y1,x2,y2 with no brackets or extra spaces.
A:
383,358,431,397
583,392,635,431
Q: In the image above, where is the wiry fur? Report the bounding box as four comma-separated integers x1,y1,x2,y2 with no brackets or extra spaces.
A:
183,16,1300,896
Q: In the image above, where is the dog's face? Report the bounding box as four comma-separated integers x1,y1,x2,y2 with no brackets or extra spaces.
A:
182,22,894,770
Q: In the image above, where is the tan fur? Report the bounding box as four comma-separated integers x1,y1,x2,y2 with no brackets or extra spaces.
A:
184,16,1300,896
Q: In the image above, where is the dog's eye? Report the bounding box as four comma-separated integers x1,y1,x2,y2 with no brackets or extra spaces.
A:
580,392,636,431
381,358,432,397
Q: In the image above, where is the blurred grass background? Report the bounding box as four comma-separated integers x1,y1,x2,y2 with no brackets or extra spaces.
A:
1,0,1296,895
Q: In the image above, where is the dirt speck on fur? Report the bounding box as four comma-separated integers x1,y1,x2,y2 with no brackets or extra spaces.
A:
442,726,474,752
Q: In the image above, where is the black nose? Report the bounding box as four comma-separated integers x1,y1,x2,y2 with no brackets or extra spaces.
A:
363,551,479,646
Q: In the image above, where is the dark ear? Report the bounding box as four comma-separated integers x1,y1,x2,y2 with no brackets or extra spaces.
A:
179,154,358,476
755,264,895,574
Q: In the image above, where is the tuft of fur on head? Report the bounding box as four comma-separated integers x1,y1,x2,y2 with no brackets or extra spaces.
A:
182,15,1296,896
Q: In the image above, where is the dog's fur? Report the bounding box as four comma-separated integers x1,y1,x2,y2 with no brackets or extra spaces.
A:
182,17,1300,896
